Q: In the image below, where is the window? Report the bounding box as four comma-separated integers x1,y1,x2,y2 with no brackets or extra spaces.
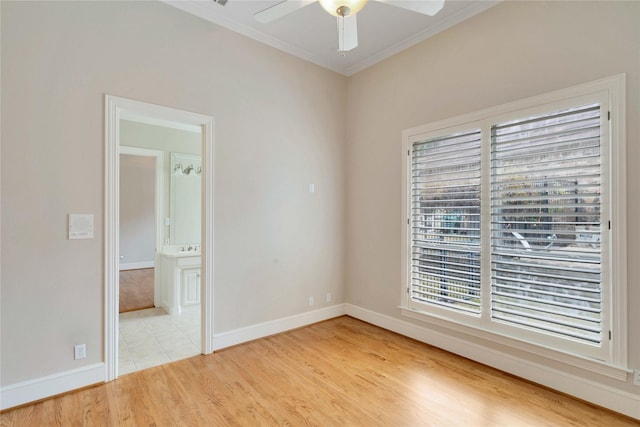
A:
402,75,626,370
491,104,603,347
411,130,481,314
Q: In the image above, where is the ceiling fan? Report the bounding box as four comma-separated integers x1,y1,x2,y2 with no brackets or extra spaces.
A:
254,0,445,55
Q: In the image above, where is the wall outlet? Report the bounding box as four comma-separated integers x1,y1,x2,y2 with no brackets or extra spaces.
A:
326,293,332,303
74,344,86,360
308,296,314,306
633,370,640,387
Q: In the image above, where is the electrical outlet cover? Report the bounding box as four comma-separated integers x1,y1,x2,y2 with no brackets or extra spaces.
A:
74,344,87,360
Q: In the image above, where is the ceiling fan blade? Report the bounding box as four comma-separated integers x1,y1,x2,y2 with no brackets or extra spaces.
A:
254,0,317,23
338,14,358,52
376,0,445,16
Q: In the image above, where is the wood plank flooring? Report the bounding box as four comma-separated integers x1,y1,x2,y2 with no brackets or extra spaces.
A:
1,316,636,426
119,268,154,313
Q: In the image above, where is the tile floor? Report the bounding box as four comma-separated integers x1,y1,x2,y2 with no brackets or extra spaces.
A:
119,305,201,375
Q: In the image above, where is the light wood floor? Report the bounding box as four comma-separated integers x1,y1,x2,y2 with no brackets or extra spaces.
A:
1,317,636,426
119,268,154,313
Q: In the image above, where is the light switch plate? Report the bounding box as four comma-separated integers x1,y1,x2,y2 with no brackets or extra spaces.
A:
69,214,94,239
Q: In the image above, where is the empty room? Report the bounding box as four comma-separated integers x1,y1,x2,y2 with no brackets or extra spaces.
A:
1,0,639,425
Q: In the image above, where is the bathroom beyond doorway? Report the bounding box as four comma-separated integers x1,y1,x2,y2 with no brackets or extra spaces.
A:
119,268,154,313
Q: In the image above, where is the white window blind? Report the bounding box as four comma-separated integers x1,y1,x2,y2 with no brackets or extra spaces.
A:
490,104,603,345
410,130,482,314
403,75,626,370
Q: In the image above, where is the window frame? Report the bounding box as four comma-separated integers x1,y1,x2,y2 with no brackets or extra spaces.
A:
400,74,627,379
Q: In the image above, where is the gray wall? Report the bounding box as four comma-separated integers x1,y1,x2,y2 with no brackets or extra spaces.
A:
346,0,639,398
2,0,638,411
1,1,346,386
120,154,155,267
120,119,202,248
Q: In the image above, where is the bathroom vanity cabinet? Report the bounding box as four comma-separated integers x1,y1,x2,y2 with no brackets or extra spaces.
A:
181,267,201,307
157,249,201,314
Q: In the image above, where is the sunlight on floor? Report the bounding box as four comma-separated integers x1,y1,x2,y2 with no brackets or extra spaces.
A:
118,305,201,375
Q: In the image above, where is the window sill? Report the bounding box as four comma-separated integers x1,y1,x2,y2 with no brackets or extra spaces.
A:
399,306,631,381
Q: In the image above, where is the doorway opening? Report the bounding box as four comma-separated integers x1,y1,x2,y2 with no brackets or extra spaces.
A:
105,95,214,381
119,147,163,315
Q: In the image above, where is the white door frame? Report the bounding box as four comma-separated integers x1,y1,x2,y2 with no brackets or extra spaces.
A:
105,95,214,381
119,146,164,307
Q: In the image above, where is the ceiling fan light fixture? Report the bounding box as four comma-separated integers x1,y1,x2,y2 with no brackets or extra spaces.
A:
318,0,368,17
253,0,446,57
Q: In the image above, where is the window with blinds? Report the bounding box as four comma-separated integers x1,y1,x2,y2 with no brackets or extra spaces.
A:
490,104,603,345
404,75,628,366
410,130,482,314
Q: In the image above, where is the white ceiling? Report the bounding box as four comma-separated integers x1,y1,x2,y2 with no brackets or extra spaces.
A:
163,0,499,76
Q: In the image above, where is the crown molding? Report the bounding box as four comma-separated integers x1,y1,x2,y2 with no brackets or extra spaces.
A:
162,0,500,77
345,1,500,76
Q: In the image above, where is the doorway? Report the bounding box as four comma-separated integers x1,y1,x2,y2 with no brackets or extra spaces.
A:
119,147,163,314
105,95,214,381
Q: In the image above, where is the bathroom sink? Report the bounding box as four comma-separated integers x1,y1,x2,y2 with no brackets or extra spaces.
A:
161,246,201,257
179,249,201,255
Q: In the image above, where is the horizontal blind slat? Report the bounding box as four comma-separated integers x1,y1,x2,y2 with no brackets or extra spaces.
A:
492,280,601,303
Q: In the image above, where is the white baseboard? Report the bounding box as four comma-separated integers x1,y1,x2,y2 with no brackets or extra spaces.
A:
0,363,105,411
1,307,346,411
119,261,154,271
344,304,640,420
212,304,347,351
4,305,637,420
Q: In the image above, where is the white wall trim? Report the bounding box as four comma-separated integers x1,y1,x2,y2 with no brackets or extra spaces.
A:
4,304,637,418
344,304,640,420
344,1,500,76
212,304,347,351
0,364,105,411
162,1,499,77
119,261,154,271
0,306,345,410
105,95,215,383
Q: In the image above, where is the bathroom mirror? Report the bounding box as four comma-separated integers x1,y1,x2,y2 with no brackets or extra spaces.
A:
170,152,202,246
